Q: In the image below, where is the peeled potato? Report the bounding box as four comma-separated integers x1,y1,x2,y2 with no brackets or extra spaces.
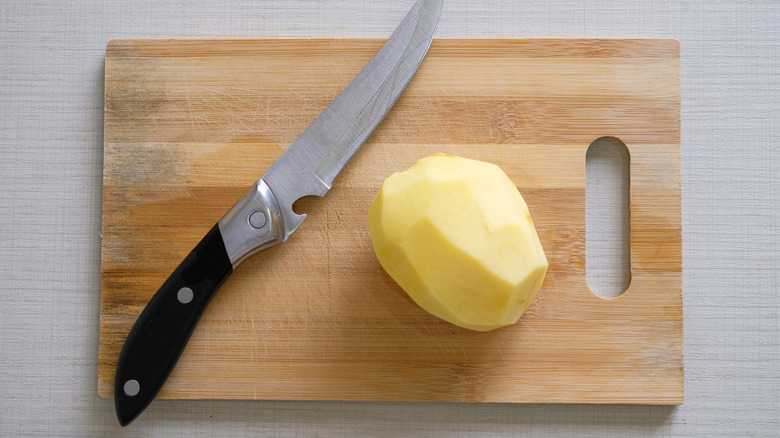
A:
368,154,548,331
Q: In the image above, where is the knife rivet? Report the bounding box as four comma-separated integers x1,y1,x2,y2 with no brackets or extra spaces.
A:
177,287,194,304
248,211,267,229
123,379,140,397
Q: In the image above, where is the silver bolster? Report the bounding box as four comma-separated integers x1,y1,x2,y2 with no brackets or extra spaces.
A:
218,178,285,268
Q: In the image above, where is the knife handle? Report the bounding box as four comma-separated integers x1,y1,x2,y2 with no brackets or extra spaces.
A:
114,178,288,426
114,224,233,426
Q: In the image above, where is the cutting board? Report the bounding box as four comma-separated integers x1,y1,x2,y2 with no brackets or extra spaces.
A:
99,39,682,403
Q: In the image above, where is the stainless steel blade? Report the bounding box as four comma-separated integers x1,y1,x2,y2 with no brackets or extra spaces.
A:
218,0,442,267
263,0,442,237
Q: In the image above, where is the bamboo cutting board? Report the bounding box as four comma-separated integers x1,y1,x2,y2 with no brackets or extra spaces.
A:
99,39,682,403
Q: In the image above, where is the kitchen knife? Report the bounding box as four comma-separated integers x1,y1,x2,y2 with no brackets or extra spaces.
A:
113,0,443,426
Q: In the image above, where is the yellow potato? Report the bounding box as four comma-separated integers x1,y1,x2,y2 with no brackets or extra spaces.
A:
368,154,548,331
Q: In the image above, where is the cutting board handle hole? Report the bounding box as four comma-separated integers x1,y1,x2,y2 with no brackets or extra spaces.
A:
586,136,631,299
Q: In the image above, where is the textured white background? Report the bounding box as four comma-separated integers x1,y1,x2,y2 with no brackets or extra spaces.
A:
1,0,778,436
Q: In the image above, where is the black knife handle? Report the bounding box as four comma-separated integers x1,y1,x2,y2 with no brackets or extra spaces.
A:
114,224,233,427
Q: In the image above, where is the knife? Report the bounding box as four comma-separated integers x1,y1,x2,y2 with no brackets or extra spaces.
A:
113,0,443,426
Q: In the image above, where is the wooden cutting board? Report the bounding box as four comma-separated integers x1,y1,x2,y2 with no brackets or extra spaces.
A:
99,39,682,403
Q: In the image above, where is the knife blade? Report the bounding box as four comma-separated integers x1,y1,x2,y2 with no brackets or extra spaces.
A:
113,0,442,427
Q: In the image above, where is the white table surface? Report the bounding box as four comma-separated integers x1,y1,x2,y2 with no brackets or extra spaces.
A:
1,0,778,436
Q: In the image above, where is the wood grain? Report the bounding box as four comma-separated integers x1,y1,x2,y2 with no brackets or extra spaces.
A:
99,39,682,403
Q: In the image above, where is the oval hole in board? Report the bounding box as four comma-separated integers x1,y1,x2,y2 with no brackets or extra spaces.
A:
586,136,631,299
